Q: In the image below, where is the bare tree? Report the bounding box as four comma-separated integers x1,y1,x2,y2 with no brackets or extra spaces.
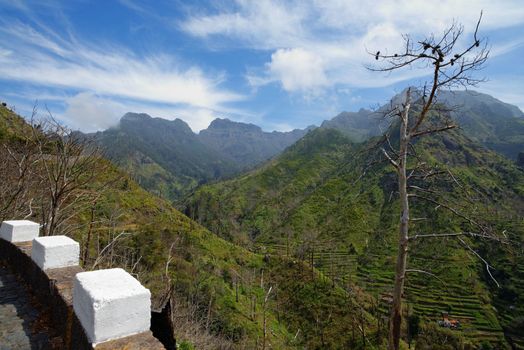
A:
0,138,39,221
31,114,108,236
368,13,493,350
0,107,41,221
1,105,115,272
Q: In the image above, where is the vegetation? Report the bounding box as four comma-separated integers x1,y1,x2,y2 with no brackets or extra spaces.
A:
0,105,373,349
3,88,523,348
186,125,524,348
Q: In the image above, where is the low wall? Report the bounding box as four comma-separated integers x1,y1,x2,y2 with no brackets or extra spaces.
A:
0,238,166,349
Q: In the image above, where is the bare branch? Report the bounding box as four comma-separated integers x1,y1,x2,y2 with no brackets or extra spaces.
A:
457,237,500,288
410,194,486,232
410,124,457,138
381,148,399,168
410,231,506,243
91,231,132,269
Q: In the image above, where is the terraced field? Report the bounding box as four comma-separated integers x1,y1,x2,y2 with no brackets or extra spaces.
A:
356,253,507,347
263,240,511,347
490,255,524,349
263,242,358,284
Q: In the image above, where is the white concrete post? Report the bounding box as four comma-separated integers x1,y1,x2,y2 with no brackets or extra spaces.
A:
73,268,152,345
31,236,80,270
0,220,40,242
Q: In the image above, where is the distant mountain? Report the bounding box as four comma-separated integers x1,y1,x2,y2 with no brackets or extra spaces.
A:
90,113,312,201
320,90,524,160
320,108,383,142
198,118,312,167
438,90,524,160
90,113,239,200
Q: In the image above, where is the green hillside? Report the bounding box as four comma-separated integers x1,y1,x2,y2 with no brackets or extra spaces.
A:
0,105,374,349
0,104,32,142
185,127,524,348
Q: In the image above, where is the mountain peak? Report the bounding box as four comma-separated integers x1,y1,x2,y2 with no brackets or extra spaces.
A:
206,118,262,133
169,118,193,133
199,118,309,167
121,112,152,122
120,113,193,134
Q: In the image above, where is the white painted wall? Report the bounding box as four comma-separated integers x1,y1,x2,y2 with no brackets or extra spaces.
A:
73,268,151,345
0,220,40,242
31,235,79,270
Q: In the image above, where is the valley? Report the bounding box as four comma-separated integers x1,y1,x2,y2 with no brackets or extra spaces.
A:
2,3,523,349
2,89,523,349
183,93,524,348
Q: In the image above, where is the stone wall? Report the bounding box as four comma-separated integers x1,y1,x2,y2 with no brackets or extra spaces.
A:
0,220,167,349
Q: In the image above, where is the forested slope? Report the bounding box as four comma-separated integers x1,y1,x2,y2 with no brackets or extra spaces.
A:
0,104,375,349
185,126,524,348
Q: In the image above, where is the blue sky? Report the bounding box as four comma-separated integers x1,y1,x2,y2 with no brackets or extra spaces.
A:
1,0,523,132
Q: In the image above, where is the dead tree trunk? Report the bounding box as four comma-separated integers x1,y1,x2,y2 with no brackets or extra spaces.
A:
368,13,490,350
388,90,411,350
262,286,272,350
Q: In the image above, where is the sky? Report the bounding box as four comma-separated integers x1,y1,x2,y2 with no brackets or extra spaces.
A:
0,0,523,133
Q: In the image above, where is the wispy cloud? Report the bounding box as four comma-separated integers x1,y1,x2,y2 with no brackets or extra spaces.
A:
182,0,524,93
0,21,244,131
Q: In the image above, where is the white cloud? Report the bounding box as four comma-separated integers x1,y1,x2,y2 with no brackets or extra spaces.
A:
62,92,125,132
180,1,309,49
181,0,524,93
0,22,244,131
266,48,328,92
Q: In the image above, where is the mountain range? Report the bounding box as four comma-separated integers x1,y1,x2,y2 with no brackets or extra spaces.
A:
87,90,523,203
320,90,524,160
88,114,310,201
3,88,524,348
